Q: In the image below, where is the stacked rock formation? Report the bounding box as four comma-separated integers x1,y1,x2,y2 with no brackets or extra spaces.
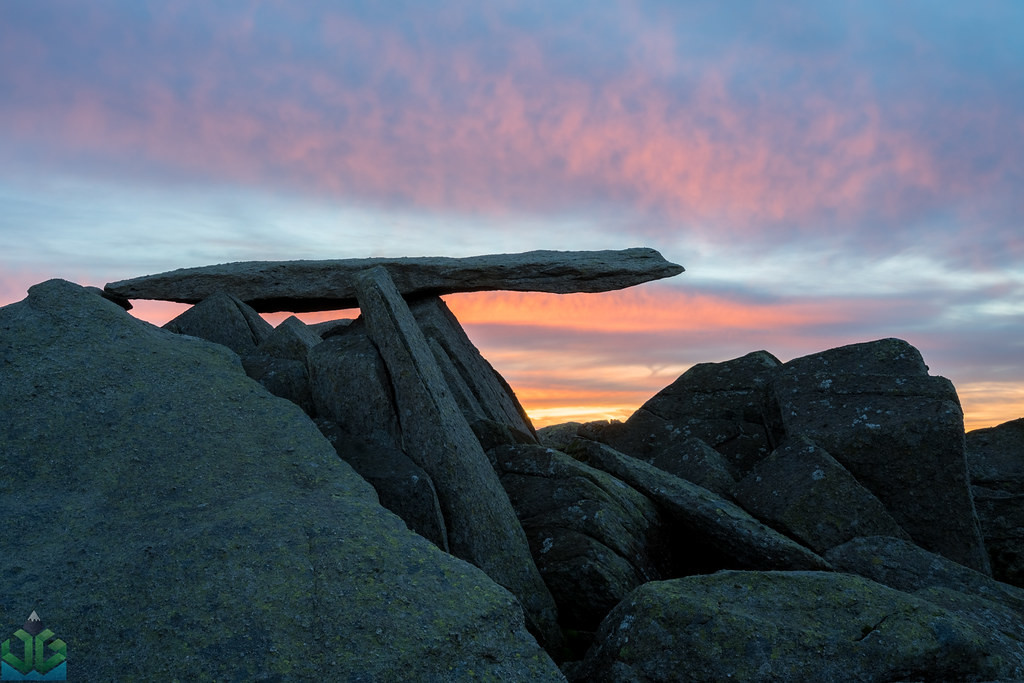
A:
3,247,1023,681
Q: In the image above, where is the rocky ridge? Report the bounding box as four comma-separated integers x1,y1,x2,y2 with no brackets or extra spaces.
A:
2,248,1022,681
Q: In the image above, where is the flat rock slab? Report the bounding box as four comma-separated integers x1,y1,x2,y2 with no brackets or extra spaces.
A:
566,438,831,572
104,247,685,312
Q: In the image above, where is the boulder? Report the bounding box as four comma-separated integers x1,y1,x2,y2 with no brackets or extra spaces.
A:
571,571,1024,682
241,316,321,415
566,439,831,572
731,436,911,554
767,338,990,574
537,422,584,451
0,280,564,681
162,290,273,355
488,444,661,633
309,317,353,338
352,266,562,650
317,419,449,552
240,354,315,415
594,351,781,478
411,296,536,439
307,323,402,449
966,417,1024,587
825,536,1024,617
256,314,323,361
104,247,685,312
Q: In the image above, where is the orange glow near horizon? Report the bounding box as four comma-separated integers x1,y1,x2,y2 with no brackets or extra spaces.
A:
120,289,1021,433
0,278,1017,433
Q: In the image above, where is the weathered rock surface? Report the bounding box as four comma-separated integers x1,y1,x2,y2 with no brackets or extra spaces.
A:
967,417,1024,587
317,419,449,552
731,436,911,554
594,350,781,479
537,421,584,450
488,444,661,632
825,535,1024,617
411,296,537,439
307,323,402,449
105,247,685,312
353,265,562,650
163,290,273,355
566,439,831,572
571,571,1024,682
240,354,315,415
256,314,323,361
0,280,564,681
767,338,990,574
240,315,322,414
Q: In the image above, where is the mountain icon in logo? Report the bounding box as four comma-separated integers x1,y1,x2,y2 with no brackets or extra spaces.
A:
21,612,43,638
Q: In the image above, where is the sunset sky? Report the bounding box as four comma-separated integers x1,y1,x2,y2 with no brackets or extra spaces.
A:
2,2,1022,431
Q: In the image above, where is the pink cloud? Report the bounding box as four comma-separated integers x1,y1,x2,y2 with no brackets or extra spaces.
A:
2,5,995,241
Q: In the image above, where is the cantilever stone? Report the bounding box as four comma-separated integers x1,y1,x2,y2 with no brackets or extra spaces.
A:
104,247,684,312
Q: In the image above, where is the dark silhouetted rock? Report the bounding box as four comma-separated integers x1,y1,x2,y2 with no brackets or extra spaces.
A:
571,571,1024,683
595,351,781,479
411,296,536,439
241,316,321,413
309,317,353,338
537,422,584,451
967,417,1024,587
307,323,402,449
317,419,449,552
104,247,685,312
767,338,990,574
731,436,911,554
489,444,661,633
257,314,322,361
0,280,564,681
353,266,562,650
470,418,536,452
566,439,831,572
162,290,273,355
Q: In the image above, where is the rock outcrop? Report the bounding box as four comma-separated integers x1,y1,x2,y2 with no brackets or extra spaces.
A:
352,265,562,650
104,247,685,312
6,251,1021,681
967,417,1024,587
768,338,990,573
488,444,662,635
0,280,563,681
590,340,992,575
566,439,831,572
163,289,273,354
591,350,781,478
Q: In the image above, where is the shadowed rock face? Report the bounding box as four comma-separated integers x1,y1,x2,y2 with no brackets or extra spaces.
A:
767,338,991,574
352,265,562,651
0,280,564,681
731,436,911,554
565,439,832,572
966,417,1024,587
103,247,685,312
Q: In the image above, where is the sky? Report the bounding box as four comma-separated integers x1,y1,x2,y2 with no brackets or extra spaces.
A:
2,1,1022,431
